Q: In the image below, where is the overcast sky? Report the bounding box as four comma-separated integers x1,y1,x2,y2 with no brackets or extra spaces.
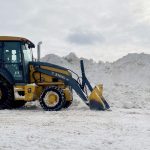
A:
0,0,150,62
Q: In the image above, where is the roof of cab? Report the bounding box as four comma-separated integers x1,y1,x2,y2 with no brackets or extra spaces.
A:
0,36,35,48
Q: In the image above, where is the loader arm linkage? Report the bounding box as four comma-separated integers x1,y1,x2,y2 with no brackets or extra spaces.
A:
33,60,110,110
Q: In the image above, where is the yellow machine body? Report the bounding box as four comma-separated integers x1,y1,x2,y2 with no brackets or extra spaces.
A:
14,84,41,101
14,64,73,103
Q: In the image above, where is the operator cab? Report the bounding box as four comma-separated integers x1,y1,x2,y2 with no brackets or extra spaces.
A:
0,36,35,83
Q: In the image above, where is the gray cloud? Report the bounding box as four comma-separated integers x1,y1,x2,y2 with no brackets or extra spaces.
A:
0,0,150,61
66,30,105,45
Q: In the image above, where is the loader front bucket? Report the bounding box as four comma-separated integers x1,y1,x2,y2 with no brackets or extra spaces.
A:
88,84,110,110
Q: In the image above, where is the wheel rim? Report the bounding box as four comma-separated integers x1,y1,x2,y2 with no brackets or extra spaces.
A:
43,91,59,107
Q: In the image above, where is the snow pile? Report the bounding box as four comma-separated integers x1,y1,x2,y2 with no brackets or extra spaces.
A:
111,53,150,85
41,52,150,109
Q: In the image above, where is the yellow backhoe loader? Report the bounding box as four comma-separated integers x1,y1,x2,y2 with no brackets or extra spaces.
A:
0,36,110,111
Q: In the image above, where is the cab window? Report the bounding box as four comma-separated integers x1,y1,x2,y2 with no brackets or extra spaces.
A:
3,42,23,81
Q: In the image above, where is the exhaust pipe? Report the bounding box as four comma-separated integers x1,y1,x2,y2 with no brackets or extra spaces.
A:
37,41,42,61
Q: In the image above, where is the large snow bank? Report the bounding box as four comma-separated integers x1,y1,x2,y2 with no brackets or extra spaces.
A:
41,53,150,109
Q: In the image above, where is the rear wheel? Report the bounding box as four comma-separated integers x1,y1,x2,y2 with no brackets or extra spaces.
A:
13,100,27,108
40,86,65,111
0,80,14,109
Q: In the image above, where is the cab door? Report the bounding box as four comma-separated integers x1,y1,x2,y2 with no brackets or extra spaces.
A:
3,42,24,82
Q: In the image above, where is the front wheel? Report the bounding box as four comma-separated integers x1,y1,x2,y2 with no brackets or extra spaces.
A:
63,100,73,108
39,86,65,111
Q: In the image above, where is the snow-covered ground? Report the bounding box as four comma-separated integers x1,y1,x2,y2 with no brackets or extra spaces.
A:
0,107,149,150
0,53,150,150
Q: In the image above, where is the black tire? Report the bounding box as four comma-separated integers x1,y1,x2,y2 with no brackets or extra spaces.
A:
39,86,65,111
13,100,27,109
63,100,73,108
0,81,14,109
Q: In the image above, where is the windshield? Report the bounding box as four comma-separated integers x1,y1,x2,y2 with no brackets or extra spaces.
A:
22,43,32,63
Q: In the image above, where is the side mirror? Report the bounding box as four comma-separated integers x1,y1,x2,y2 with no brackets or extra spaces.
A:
37,41,42,61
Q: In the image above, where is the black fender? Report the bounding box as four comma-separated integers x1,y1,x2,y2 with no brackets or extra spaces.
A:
0,68,14,85
29,61,68,71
